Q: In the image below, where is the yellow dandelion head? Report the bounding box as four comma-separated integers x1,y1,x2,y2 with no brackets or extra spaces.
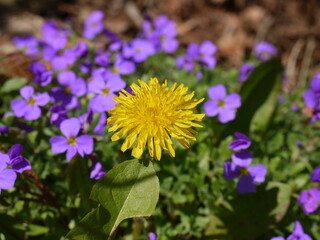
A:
108,77,205,161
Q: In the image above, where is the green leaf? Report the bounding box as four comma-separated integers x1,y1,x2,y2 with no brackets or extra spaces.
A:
1,77,27,93
66,206,110,240
214,59,283,143
266,182,291,222
26,224,49,237
68,159,159,240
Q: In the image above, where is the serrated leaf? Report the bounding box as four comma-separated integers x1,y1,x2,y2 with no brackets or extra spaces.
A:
1,77,27,93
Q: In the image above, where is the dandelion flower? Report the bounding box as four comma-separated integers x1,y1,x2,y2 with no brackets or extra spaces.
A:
108,77,205,161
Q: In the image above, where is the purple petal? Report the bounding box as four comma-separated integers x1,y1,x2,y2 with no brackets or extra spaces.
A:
207,84,226,100
50,136,68,153
20,86,34,100
249,164,267,183
232,151,253,167
24,106,41,120
0,169,17,190
200,41,217,55
310,74,320,92
71,78,87,97
223,162,239,180
105,75,126,92
303,90,316,108
60,118,80,138
237,175,256,194
270,237,285,240
225,93,241,109
10,156,31,173
0,154,9,170
218,108,236,123
88,78,105,94
118,60,136,75
311,166,320,182
203,100,219,117
58,70,76,86
76,135,93,155
35,92,50,106
90,161,106,180
11,99,27,118
66,146,77,161
161,38,179,54
291,221,304,235
8,144,23,159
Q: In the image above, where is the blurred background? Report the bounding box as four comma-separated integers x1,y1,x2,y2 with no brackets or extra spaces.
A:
0,0,319,87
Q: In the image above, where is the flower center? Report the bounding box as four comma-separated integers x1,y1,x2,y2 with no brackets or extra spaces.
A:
135,48,141,53
111,67,120,73
160,35,166,42
218,100,225,107
27,98,36,106
102,87,110,95
67,137,77,146
239,167,249,176
65,86,72,94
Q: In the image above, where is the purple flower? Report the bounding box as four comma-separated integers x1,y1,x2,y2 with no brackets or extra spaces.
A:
193,41,217,69
2,144,31,173
95,51,110,67
50,118,94,161
298,188,320,214
223,151,267,194
88,73,126,112
148,233,157,240
90,160,106,180
176,55,194,72
287,221,312,240
254,41,277,61
0,158,17,194
13,36,39,56
270,237,285,240
30,61,53,86
51,71,86,109
73,42,88,57
80,60,93,74
51,48,77,71
303,74,320,123
203,84,241,123
239,63,255,82
83,10,105,39
143,15,179,54
93,113,107,135
228,132,251,151
50,105,69,127
110,55,136,75
311,166,320,182
42,20,69,50
11,86,50,120
0,125,9,134
123,39,155,63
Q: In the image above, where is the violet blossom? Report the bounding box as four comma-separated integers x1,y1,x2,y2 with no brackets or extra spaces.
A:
50,118,94,161
11,86,50,120
203,84,241,123
298,188,320,215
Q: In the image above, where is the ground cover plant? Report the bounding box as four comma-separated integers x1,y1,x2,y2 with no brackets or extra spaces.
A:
1,9,320,240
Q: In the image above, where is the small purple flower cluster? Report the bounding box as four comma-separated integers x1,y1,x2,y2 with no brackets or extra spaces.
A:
223,132,267,194
176,41,217,79
270,221,312,240
303,74,320,123
203,84,241,123
297,166,320,215
0,144,31,193
9,11,182,183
